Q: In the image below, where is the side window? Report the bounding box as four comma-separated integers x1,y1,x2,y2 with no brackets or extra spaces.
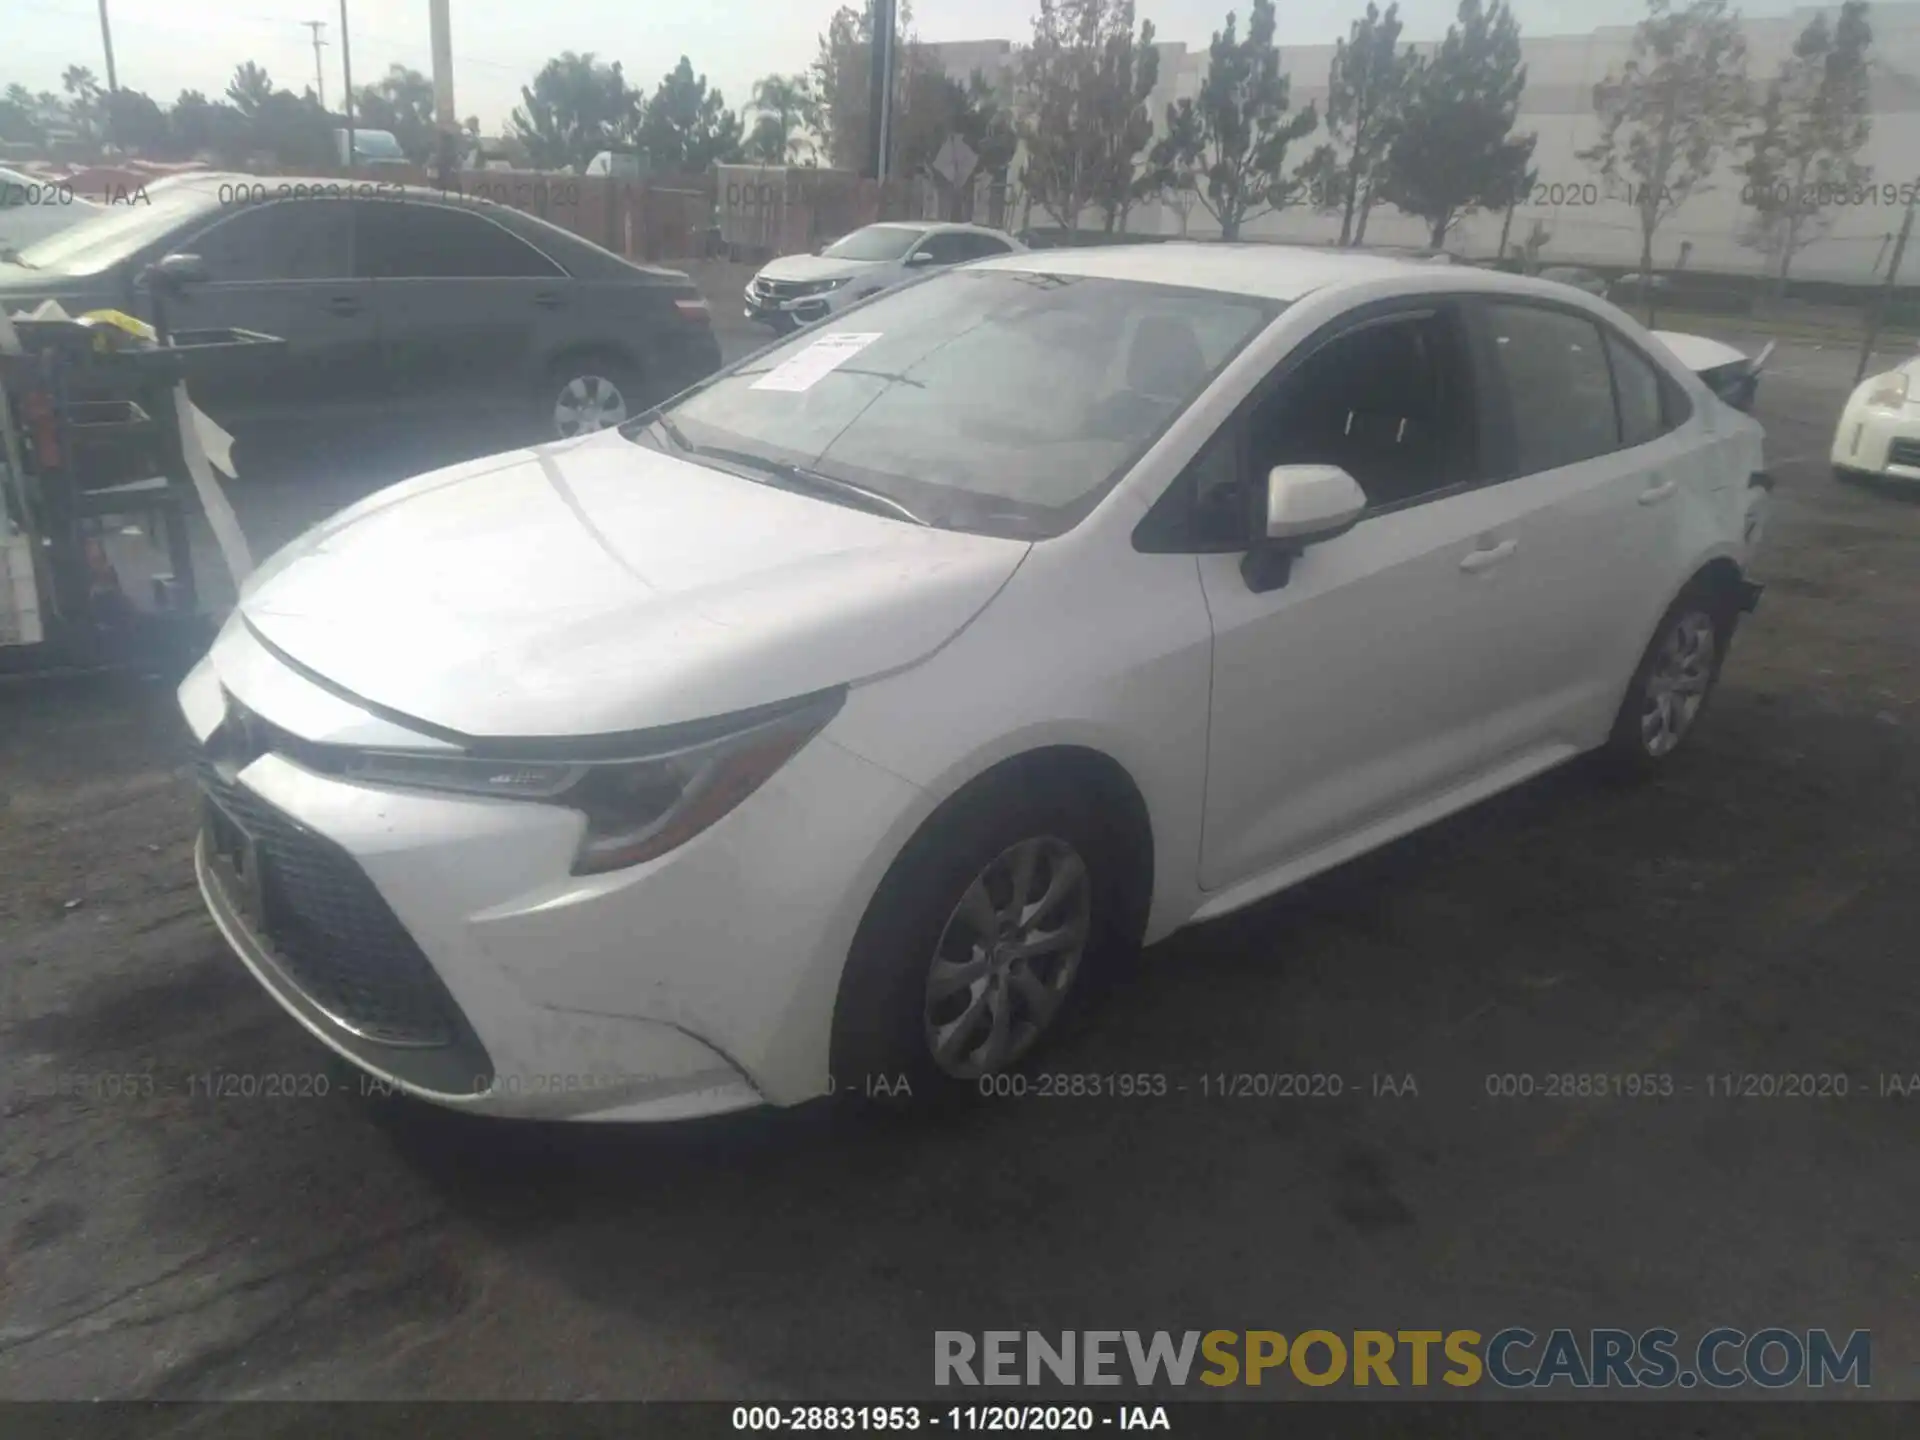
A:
354,201,561,279
917,232,976,265
1248,310,1479,511
189,200,352,282
1606,331,1669,448
1485,302,1619,473
961,233,1011,259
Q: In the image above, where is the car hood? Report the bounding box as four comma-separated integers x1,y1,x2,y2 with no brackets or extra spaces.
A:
235,433,1029,740
757,253,890,283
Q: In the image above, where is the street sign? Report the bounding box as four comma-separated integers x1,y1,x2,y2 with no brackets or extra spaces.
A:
932,135,978,188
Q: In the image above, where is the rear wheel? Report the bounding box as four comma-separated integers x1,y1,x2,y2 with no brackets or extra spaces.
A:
1602,583,1737,776
547,354,641,440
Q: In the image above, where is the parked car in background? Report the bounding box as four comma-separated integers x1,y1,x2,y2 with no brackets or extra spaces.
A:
333,128,411,169
1831,353,1920,484
1538,265,1609,297
178,245,1768,1122
0,173,721,446
744,222,1025,333
0,165,100,256
1611,272,1672,302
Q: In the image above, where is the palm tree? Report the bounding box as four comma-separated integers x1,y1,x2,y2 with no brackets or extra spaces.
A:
60,65,101,143
749,73,817,164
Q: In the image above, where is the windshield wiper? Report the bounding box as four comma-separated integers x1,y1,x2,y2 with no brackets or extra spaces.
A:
692,443,929,526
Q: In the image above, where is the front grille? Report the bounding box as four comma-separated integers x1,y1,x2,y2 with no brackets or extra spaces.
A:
755,276,828,301
1886,438,1920,469
196,748,465,1049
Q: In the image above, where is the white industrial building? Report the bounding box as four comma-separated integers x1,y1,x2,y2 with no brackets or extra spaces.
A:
924,1,1920,280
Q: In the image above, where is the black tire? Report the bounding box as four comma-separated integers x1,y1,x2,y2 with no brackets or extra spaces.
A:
1601,580,1739,779
545,352,643,440
829,772,1136,1111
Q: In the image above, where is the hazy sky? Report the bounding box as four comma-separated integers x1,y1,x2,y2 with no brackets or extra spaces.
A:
10,0,1826,133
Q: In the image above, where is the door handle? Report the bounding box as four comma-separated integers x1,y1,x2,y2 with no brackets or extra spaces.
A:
1639,478,1679,505
326,295,362,316
533,292,566,310
1459,538,1518,573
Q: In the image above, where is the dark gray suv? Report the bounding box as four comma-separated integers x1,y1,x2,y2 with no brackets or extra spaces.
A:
0,174,722,448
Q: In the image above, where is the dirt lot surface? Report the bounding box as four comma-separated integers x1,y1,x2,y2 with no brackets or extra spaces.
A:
2,332,1918,1407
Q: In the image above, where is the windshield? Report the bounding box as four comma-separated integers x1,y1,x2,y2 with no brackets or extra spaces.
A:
15,186,220,275
352,130,406,160
821,225,926,262
644,269,1280,539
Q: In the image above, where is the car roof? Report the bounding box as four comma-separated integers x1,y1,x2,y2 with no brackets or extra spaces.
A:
973,241,1650,308
973,242,1445,301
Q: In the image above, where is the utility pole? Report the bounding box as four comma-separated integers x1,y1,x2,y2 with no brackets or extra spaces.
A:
338,0,355,169
1856,179,1916,386
865,0,897,187
96,0,119,151
303,21,328,110
428,0,458,186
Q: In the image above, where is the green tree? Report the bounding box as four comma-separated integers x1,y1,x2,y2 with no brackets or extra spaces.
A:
508,52,643,171
1150,0,1319,241
1738,0,1873,292
1325,1,1421,245
105,89,170,156
1089,4,1161,232
746,73,819,164
225,61,275,119
1381,0,1533,250
811,0,919,174
354,65,437,163
637,57,743,172
0,84,39,144
1580,0,1750,316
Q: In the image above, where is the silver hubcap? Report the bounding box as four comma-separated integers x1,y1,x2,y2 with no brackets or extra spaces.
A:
923,836,1092,1079
554,374,628,437
1641,610,1717,757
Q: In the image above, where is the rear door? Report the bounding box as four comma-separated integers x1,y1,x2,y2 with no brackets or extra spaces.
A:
162,198,378,430
352,197,571,428
1470,299,1691,740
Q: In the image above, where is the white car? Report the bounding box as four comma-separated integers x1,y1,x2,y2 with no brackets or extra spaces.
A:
744,221,1024,332
1831,353,1920,484
180,245,1769,1123
0,166,100,256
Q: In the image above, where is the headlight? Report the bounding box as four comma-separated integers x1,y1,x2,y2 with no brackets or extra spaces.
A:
817,277,852,292
333,690,844,874
1866,371,1910,409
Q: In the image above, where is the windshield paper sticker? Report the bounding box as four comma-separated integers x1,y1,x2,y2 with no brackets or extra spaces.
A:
751,332,883,393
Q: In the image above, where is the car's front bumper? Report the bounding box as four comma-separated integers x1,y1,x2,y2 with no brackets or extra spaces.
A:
743,284,840,328
1830,402,1920,481
177,624,924,1121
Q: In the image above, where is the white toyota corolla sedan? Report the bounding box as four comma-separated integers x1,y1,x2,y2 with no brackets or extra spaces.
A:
1831,352,1920,484
179,244,1770,1122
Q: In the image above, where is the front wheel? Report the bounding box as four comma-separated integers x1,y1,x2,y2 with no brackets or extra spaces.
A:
830,777,1129,1109
1602,585,1736,776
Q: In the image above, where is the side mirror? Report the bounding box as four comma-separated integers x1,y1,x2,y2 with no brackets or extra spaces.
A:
905,250,936,267
140,251,209,295
1242,464,1368,593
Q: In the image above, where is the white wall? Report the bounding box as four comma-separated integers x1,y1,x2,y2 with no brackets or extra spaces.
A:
941,4,1920,280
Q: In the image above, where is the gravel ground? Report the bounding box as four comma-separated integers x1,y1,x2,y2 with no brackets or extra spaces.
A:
1,333,1918,1406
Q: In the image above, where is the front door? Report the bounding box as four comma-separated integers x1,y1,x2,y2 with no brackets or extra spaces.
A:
158,198,380,433
1195,301,1567,891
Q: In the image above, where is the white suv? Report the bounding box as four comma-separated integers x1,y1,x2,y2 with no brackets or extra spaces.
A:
744,222,1024,332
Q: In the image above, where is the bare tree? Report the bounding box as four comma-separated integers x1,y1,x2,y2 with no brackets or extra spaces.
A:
1738,0,1873,293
